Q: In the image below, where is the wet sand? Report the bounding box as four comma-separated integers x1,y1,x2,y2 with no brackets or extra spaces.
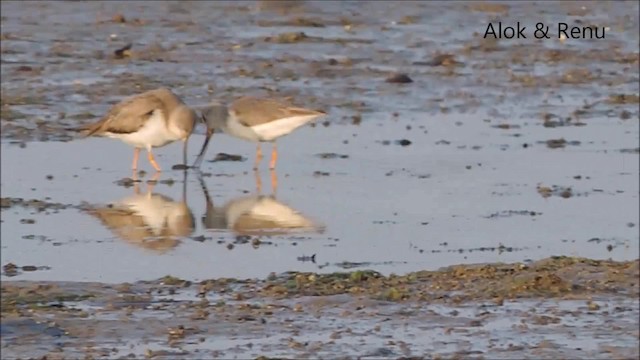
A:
2,257,639,359
1,0,639,358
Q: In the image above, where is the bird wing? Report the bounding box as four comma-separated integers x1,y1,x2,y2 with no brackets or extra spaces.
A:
229,97,325,127
82,91,167,137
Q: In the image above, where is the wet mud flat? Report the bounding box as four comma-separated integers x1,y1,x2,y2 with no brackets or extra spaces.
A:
1,0,638,281
2,256,639,359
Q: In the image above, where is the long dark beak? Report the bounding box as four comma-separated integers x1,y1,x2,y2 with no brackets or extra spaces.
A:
182,137,188,167
182,166,188,202
197,171,213,209
192,127,214,169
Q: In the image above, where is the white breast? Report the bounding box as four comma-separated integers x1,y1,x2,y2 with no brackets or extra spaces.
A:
107,110,182,149
251,114,319,141
223,114,319,142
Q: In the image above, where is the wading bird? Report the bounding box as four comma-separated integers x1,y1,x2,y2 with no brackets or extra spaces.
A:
79,88,197,171
192,97,326,170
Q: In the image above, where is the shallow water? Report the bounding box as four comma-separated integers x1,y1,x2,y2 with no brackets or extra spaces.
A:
2,108,638,282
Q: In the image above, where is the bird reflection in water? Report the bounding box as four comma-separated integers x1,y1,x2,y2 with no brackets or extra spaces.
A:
85,171,195,253
199,170,324,237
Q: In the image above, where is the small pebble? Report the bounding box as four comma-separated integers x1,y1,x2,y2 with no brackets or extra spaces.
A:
385,73,413,83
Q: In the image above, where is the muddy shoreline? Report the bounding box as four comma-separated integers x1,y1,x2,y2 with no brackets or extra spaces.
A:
2,256,639,359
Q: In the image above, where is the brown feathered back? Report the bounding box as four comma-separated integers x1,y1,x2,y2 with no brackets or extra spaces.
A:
229,97,326,127
82,88,184,137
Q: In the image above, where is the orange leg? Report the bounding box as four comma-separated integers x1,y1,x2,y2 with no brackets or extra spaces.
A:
254,169,262,194
269,143,278,170
270,169,278,196
254,143,263,170
132,170,140,195
147,150,162,172
132,148,141,170
147,171,161,193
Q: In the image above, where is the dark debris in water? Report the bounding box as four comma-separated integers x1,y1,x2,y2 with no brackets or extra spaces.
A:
172,164,190,170
491,123,521,130
234,235,252,244
1,197,72,211
296,254,316,263
262,31,374,45
542,113,587,128
113,43,133,59
190,235,209,243
159,178,175,186
414,53,463,67
208,153,246,162
587,237,628,245
364,347,396,357
315,153,349,159
484,210,542,219
424,244,527,255
257,17,327,28
2,262,51,277
378,139,413,146
373,219,398,225
543,138,581,149
264,31,309,43
328,260,408,270
114,177,141,188
537,184,580,199
385,168,431,179
385,73,413,84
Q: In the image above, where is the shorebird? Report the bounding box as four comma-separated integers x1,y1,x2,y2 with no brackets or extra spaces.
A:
192,97,326,169
85,172,195,253
79,87,197,171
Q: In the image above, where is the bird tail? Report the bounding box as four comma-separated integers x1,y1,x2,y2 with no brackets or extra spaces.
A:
65,120,104,138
